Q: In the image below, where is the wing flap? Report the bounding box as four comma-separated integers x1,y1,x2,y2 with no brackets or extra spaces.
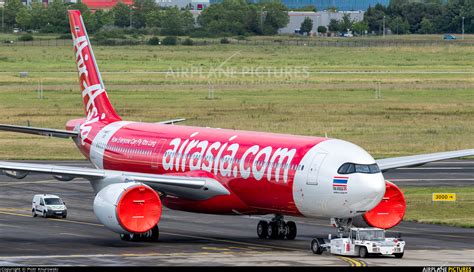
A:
376,149,474,171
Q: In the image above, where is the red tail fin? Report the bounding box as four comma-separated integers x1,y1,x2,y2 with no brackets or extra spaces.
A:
68,10,121,123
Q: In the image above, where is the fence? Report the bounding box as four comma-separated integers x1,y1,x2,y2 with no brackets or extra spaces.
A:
1,37,473,47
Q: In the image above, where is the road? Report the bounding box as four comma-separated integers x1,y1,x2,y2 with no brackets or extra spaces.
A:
0,160,473,266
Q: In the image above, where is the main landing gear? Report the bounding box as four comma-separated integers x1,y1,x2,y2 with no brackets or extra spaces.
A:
257,215,297,240
120,225,160,242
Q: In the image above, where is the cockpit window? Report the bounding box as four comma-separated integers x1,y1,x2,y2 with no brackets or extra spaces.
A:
337,163,380,174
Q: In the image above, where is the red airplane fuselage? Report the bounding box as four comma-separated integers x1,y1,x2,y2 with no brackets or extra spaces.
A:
67,119,327,216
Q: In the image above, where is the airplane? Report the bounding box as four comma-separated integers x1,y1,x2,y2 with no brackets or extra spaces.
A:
1,10,473,243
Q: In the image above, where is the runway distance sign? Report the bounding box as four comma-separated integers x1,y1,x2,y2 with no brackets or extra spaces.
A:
432,193,456,202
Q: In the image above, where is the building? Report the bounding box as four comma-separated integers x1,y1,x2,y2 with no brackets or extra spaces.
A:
211,0,389,11
69,0,208,10
278,10,364,34
79,0,134,10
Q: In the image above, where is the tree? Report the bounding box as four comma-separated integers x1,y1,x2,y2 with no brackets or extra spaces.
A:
4,0,24,27
145,8,161,28
259,0,289,35
112,2,131,28
317,25,327,34
388,16,410,34
352,21,368,35
198,0,255,36
300,16,312,34
161,7,182,35
30,0,48,31
131,0,157,28
47,0,68,33
15,7,31,30
364,5,386,34
419,17,433,34
328,18,341,33
339,13,353,32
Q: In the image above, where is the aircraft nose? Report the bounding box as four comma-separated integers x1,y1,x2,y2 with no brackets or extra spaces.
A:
360,173,386,210
349,173,386,213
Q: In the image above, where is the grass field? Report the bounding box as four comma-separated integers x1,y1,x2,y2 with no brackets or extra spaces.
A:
402,186,474,228
0,41,473,227
0,43,472,159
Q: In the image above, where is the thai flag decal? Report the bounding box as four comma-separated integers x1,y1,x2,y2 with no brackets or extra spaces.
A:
333,176,349,193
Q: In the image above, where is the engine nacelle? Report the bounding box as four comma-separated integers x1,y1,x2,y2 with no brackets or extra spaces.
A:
93,182,162,234
353,181,406,229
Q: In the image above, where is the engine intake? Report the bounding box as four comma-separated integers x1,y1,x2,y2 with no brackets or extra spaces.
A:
93,182,162,234
353,181,406,229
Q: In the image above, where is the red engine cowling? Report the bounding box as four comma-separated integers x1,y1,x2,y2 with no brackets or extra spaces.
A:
353,181,406,229
93,182,162,234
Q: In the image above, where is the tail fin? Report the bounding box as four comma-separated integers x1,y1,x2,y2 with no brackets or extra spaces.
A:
68,10,121,123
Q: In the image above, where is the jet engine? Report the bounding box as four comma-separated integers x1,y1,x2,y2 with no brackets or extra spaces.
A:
93,182,162,234
353,181,406,229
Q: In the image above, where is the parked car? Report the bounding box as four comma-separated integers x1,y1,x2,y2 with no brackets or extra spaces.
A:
443,34,457,40
32,194,67,218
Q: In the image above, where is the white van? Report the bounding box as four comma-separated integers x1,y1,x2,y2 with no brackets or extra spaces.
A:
32,194,67,218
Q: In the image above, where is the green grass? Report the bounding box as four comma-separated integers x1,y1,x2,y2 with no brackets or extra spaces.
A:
401,186,474,228
0,42,472,160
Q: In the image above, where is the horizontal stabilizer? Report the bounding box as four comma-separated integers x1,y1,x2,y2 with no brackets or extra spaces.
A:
158,118,186,125
0,124,78,139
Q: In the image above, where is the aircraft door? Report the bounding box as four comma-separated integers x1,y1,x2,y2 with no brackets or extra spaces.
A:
306,152,327,185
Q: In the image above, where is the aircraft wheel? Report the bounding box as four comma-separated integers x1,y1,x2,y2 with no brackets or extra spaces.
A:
286,221,297,240
149,225,159,242
311,238,322,255
267,221,278,239
257,221,268,239
120,234,131,241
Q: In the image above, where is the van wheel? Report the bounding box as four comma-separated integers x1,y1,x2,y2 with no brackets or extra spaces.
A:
42,211,47,218
62,215,67,219
32,209,37,217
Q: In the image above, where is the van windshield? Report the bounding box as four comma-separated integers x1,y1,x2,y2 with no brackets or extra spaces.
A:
44,198,62,205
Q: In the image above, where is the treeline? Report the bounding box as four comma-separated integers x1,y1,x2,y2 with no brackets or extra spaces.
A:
0,0,471,36
0,0,288,36
364,0,473,34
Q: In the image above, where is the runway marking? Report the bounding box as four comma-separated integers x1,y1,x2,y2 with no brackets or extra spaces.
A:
397,167,468,170
338,256,366,267
202,247,231,251
0,179,89,186
0,210,303,252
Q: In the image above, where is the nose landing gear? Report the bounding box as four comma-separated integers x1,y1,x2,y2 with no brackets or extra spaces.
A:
257,215,297,240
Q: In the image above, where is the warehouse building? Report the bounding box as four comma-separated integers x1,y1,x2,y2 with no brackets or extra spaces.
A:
279,10,364,34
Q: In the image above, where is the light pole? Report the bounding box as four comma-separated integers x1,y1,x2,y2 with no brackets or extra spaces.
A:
316,15,319,36
1,5,4,33
260,6,266,35
462,16,465,40
129,6,132,29
383,15,386,37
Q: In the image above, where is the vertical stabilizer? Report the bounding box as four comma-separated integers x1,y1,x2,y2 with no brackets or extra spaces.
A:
68,10,121,124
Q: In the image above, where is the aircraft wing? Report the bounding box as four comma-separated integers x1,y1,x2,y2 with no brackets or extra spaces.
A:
0,124,78,139
0,161,229,200
376,149,474,171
